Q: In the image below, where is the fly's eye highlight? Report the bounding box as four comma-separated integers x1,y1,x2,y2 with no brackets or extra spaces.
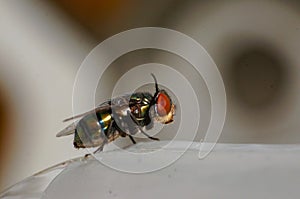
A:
156,92,171,116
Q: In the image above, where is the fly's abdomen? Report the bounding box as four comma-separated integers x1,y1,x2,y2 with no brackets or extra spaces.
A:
73,112,110,148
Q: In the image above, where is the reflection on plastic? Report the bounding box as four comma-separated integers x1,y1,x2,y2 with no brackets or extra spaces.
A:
1,141,300,199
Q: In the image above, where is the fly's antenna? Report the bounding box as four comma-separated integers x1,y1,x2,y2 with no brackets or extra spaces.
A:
151,73,159,93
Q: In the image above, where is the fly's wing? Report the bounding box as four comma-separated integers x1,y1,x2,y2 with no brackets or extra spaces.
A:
56,101,111,137
56,122,77,137
56,95,133,137
62,101,112,122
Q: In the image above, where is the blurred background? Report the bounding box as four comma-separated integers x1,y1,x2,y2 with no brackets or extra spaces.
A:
1,0,300,192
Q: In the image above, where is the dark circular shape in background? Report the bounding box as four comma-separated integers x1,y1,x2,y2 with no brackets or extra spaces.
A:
228,45,288,109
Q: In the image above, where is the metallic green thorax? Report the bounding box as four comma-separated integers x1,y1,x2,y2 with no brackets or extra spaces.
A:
129,92,153,127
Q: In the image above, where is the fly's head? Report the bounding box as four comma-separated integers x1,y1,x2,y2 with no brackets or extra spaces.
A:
154,90,175,124
150,74,175,125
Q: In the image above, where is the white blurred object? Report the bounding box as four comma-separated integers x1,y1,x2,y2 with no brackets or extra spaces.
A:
1,141,300,199
0,0,95,190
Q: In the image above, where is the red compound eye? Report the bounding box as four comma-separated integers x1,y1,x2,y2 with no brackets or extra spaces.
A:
157,92,171,116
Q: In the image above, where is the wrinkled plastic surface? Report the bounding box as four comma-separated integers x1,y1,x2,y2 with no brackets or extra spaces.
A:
1,141,300,199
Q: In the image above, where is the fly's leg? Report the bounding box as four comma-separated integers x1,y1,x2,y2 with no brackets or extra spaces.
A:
89,140,106,155
128,135,136,144
127,110,160,141
85,121,114,157
93,144,105,154
114,124,137,144
140,130,159,141
92,120,115,154
83,143,104,158
84,143,105,159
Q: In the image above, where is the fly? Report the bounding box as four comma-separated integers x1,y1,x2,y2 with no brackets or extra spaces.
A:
57,74,175,153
